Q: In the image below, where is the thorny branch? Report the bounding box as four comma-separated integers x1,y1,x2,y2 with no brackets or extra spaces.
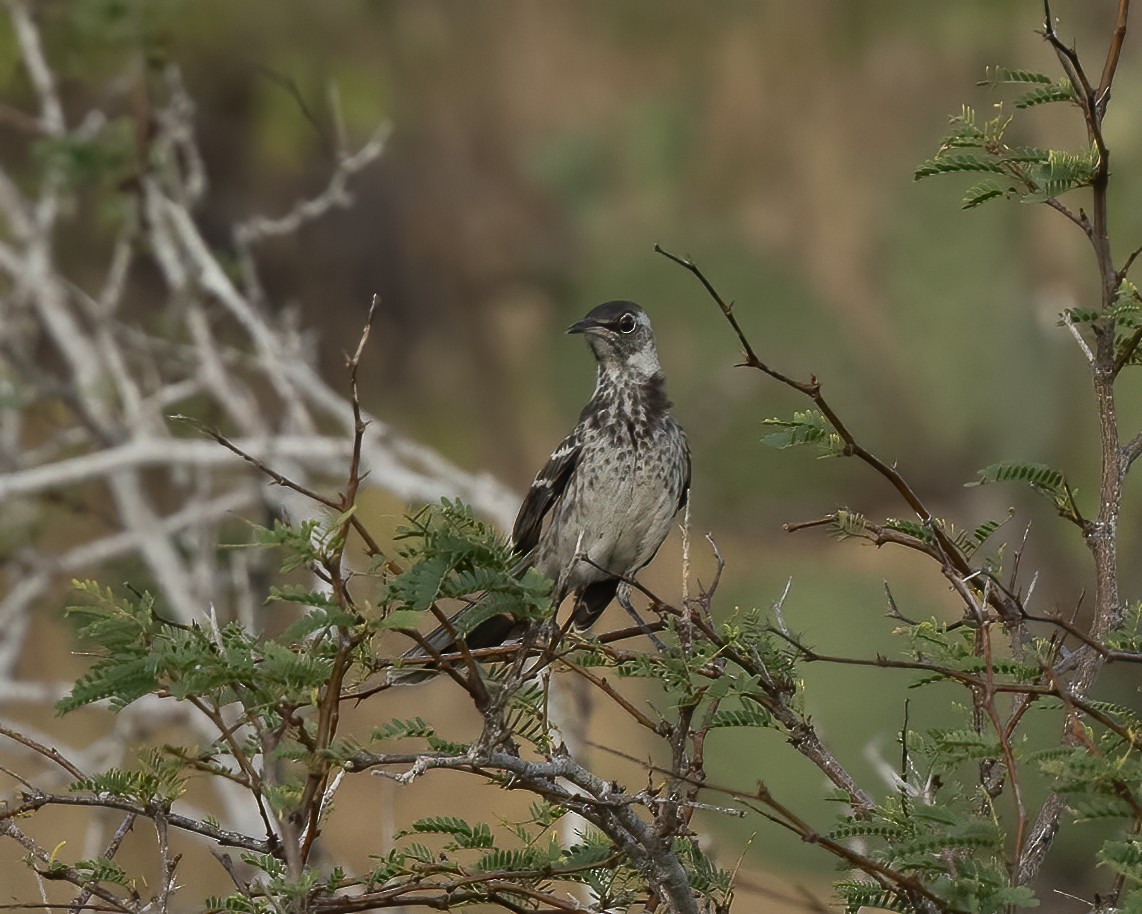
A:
348,749,702,914
0,788,275,855
2,821,138,914
0,5,519,910
657,244,1024,624
1020,0,1137,889
659,214,1139,890
655,2,1141,902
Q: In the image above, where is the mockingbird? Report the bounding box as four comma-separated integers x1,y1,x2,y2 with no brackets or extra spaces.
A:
397,300,689,681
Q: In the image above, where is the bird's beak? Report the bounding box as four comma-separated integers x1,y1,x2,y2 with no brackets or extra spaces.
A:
567,318,596,335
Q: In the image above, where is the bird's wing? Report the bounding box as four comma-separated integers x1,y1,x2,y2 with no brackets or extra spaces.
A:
677,435,692,513
511,428,582,559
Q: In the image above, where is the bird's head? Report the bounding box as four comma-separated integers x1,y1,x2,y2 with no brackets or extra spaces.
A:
568,300,660,379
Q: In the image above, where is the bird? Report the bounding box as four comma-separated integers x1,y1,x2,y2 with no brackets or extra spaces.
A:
395,300,690,682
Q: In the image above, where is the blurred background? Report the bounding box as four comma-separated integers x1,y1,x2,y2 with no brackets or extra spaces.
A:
3,0,1142,909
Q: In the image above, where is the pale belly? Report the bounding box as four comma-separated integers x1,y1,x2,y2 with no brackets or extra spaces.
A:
533,426,683,599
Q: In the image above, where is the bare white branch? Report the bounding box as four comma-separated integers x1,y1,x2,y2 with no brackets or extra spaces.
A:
5,0,65,136
0,30,526,907
1062,310,1096,363
235,121,391,245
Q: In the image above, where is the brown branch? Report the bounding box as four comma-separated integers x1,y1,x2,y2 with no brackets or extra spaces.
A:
1017,3,1134,888
1045,197,1092,237
171,416,389,565
979,621,1027,857
298,631,360,865
1119,240,1142,280
560,659,664,734
1021,608,1142,664
175,695,282,849
578,745,953,914
675,617,877,812
1097,0,1132,104
659,245,1023,622
0,724,87,781
1042,1,1098,134
175,417,342,509
1123,430,1142,471
657,247,930,525
339,294,381,551
2,822,136,914
67,813,136,914
766,627,1042,694
308,877,597,914
785,513,942,560
346,749,702,914
0,790,274,854
294,305,386,866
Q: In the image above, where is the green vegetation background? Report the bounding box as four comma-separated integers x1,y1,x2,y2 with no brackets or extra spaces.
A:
4,0,1142,906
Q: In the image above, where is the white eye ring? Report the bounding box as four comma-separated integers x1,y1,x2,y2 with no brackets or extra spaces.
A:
618,313,637,334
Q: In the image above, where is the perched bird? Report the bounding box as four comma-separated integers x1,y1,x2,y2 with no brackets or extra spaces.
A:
397,300,689,681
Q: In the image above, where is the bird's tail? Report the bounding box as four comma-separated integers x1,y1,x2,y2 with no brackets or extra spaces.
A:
389,569,619,685
567,577,620,629
388,601,526,685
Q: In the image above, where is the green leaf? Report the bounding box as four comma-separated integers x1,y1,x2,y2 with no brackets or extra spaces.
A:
239,853,286,879
964,514,1010,556
929,728,1003,761
372,716,435,741
1100,838,1142,881
1068,795,1136,822
674,839,732,897
1106,603,1142,652
961,180,1007,210
937,105,986,148
388,554,451,611
403,815,493,850
426,735,468,753
829,823,906,841
915,154,1005,180
1015,79,1077,108
968,460,1079,519
705,704,772,728
404,842,435,864
59,656,159,713
251,518,325,572
883,517,934,544
761,410,843,456
475,847,545,872
266,585,338,610
1001,146,1051,164
203,895,266,913
836,881,909,914
1112,279,1142,329
73,856,134,889
1061,307,1102,325
972,461,1061,488
980,67,1054,86
385,501,552,630
1021,147,1099,201
556,840,614,871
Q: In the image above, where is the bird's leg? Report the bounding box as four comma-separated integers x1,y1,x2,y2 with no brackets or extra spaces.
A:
616,582,668,652
540,667,552,736
522,616,564,679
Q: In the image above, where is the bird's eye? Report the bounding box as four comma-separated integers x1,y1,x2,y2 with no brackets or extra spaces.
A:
617,313,637,334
